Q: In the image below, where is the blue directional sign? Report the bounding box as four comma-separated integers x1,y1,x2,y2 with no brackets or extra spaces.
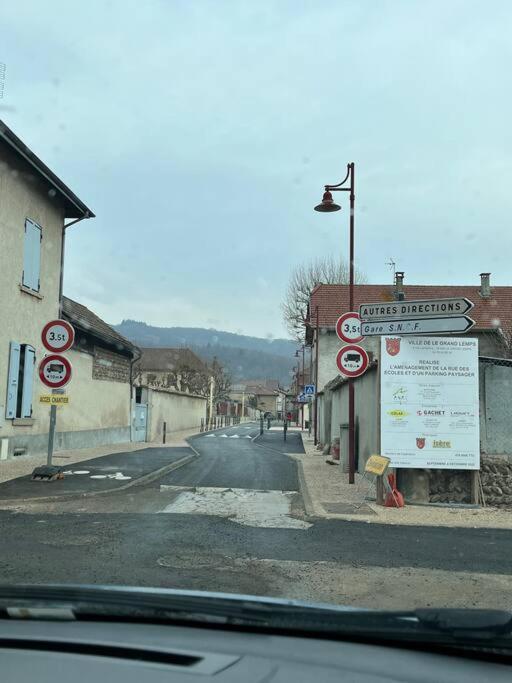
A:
297,394,308,403
304,384,316,396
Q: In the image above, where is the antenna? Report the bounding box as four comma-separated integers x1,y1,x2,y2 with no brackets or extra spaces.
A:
0,63,5,99
386,257,396,282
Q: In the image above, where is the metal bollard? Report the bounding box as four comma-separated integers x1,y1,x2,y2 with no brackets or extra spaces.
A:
284,420,288,442
163,421,167,444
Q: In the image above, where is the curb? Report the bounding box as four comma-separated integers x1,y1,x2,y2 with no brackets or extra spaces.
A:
290,454,316,517
0,451,197,505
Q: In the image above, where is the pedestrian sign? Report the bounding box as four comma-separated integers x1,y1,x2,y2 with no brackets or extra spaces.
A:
304,384,315,395
297,394,308,403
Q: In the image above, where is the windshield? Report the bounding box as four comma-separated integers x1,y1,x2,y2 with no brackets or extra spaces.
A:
1,0,511,617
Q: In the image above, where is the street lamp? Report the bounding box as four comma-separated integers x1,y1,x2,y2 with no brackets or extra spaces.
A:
314,162,356,484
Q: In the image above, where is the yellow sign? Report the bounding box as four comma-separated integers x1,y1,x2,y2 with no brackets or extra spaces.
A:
39,394,69,406
365,454,390,476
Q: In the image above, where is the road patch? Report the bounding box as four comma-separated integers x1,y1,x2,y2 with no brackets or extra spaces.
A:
159,486,311,529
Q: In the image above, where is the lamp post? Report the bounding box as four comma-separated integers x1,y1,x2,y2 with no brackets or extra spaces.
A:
314,162,356,484
295,345,305,429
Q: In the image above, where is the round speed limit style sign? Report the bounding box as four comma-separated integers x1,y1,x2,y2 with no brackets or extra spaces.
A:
336,312,364,344
39,354,73,389
41,319,75,353
336,344,369,378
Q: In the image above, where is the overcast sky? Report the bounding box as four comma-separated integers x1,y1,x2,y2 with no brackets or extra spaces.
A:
2,1,512,338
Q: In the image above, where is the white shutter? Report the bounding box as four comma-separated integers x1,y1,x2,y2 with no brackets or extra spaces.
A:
6,342,21,419
21,346,35,418
22,219,42,291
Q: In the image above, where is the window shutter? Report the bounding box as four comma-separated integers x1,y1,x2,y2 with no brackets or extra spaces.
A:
22,219,42,291
21,346,36,418
6,342,21,419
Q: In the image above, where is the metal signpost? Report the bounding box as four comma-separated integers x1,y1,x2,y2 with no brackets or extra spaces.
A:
334,311,367,482
32,320,74,482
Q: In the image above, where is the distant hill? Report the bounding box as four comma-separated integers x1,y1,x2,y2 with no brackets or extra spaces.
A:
113,320,297,385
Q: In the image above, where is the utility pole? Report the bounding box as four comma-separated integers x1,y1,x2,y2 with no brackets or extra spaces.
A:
208,375,215,429
241,390,245,423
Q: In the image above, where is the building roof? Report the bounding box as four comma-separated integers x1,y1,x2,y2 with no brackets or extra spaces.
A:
62,296,138,356
136,347,206,373
0,120,94,219
307,282,512,331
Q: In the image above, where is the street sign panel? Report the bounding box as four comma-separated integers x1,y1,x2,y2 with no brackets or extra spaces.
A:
336,344,369,378
41,319,75,353
361,316,475,337
304,384,315,395
39,354,72,389
39,394,69,406
336,312,364,343
297,393,308,403
359,297,474,322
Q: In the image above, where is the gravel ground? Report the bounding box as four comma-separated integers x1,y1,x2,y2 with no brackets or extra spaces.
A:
299,432,512,529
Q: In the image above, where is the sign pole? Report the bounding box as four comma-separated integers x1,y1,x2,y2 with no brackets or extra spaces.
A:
348,164,356,484
47,404,57,466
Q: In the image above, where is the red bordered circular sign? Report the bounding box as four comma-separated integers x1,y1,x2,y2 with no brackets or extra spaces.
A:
336,312,364,343
336,344,369,378
41,319,75,353
39,354,73,389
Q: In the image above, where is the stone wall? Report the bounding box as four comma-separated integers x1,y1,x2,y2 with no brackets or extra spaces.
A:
428,470,471,504
427,456,512,507
92,346,130,383
480,457,512,507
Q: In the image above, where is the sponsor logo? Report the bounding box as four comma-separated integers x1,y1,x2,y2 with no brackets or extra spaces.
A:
450,410,473,417
417,409,445,416
416,437,426,449
392,387,407,403
388,409,408,419
386,338,401,356
433,440,451,448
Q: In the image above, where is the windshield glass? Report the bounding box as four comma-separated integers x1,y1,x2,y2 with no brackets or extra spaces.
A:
1,0,511,615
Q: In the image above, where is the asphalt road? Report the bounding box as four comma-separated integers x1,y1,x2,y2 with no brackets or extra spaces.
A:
1,423,512,609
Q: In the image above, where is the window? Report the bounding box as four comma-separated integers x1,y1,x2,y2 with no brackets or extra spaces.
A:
22,218,42,292
6,342,35,419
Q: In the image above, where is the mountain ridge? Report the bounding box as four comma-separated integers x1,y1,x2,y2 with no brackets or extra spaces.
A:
113,320,296,385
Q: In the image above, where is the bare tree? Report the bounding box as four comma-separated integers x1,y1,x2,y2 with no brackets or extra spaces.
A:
282,255,367,340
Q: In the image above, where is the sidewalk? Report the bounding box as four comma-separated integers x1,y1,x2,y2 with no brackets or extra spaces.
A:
0,426,204,486
298,432,512,529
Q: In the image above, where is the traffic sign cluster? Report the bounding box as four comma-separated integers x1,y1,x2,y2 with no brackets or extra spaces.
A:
39,319,74,389
335,312,368,378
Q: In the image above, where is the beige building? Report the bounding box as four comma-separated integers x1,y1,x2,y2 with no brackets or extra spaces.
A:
0,120,94,457
0,120,145,458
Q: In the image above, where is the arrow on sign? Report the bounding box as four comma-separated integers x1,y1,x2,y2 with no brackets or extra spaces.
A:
361,316,475,336
359,297,474,322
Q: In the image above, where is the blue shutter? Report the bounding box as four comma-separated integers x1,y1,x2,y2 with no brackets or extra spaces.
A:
21,346,35,418
22,219,42,291
6,342,21,419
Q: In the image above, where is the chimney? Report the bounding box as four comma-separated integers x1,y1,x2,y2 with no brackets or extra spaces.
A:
394,271,405,301
479,272,491,299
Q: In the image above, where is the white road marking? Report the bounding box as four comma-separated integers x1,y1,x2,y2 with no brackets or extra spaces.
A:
204,434,216,438
72,470,90,475
219,434,228,438
229,435,239,438
90,475,107,479
244,435,252,439
159,487,311,529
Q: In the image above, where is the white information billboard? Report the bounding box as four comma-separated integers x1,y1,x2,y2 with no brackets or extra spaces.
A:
380,336,479,469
